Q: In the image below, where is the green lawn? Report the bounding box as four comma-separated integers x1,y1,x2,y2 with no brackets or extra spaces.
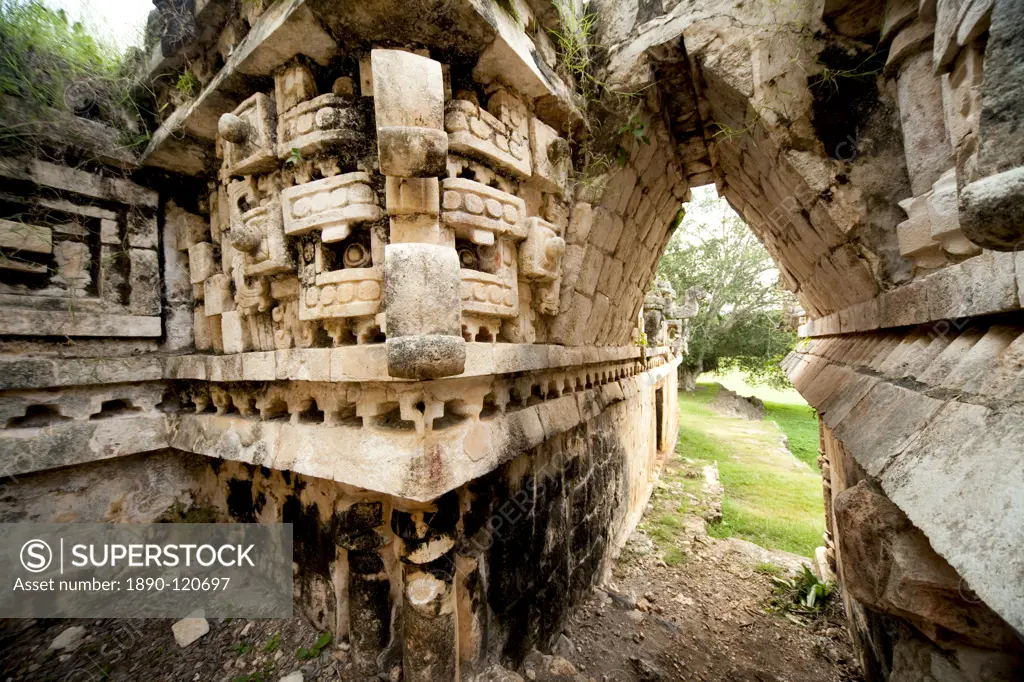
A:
675,375,825,557
708,370,821,468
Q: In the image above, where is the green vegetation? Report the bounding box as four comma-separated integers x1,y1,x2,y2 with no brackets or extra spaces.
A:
768,565,835,614
677,381,824,557
711,369,820,468
549,0,649,184
0,0,147,151
657,187,800,389
296,631,332,660
263,631,281,653
663,546,685,566
755,561,783,577
174,69,200,100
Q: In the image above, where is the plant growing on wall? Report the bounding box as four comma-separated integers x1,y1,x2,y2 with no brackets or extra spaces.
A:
0,0,151,153
549,0,651,184
657,187,799,390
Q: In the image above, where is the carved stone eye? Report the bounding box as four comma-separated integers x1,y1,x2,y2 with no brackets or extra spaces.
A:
458,246,478,270
343,243,371,268
315,106,341,129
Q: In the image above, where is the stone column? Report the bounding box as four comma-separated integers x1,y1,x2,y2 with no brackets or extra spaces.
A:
959,0,1024,249
372,49,466,379
337,502,391,676
392,495,460,682
896,51,953,197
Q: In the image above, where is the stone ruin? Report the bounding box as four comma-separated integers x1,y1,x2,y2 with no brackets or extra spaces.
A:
0,0,1021,679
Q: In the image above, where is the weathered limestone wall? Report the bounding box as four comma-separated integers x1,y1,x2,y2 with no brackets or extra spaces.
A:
589,0,1024,679
0,360,676,677
2,0,1022,679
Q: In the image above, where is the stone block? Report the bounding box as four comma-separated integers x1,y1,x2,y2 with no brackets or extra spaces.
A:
207,354,243,382
548,291,593,346
242,351,276,381
938,324,1019,392
566,203,593,246
203,274,234,316
576,247,602,298
461,342,495,376
193,307,212,351
839,297,880,333
172,617,209,648
276,348,331,381
881,401,1024,638
384,243,461,338
926,250,1017,320
536,396,582,440
129,249,161,316
188,242,217,284
958,167,1024,250
933,0,964,69
880,280,929,327
832,382,945,476
897,52,953,196
221,311,247,355
528,116,570,194
167,355,206,380
127,211,158,249
372,49,447,177
331,345,387,382
916,326,985,384
386,335,465,380
386,176,439,217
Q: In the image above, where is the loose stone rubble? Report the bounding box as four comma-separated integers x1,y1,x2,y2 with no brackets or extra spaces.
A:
0,0,1022,680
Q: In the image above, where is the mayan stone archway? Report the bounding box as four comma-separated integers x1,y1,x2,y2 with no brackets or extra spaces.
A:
0,0,1021,680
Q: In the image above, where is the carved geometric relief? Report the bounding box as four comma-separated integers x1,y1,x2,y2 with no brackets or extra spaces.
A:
0,157,161,337
281,172,381,243
441,178,526,245
528,117,571,195
300,266,383,320
461,268,518,318
519,217,565,282
461,240,519,320
235,199,293,278
278,94,364,158
446,100,532,178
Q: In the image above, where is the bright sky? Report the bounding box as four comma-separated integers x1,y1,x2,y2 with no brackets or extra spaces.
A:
45,0,151,50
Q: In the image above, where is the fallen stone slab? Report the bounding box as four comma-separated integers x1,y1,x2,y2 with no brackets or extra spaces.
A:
171,616,209,648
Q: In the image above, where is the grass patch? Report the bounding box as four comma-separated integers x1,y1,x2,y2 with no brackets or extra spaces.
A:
706,369,821,467
764,400,819,467
663,546,685,566
677,381,825,557
0,0,147,151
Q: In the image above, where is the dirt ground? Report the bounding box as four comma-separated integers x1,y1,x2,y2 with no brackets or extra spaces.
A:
558,527,863,682
0,613,335,681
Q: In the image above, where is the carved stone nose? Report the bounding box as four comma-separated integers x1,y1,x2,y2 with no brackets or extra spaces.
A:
218,113,248,144
545,236,565,261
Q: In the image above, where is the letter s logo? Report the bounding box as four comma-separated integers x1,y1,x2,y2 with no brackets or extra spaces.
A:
20,539,52,573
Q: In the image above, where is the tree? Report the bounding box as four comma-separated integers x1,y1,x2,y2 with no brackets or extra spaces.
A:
656,187,799,390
